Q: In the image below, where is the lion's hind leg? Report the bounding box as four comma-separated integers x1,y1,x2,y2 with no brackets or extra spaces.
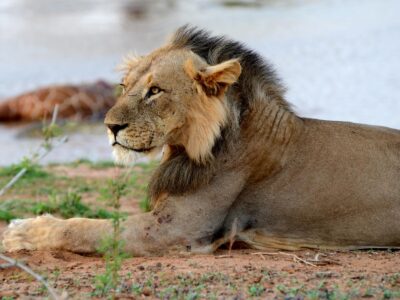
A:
235,229,333,251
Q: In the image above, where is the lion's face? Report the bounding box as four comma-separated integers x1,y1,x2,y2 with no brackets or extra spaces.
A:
105,47,241,165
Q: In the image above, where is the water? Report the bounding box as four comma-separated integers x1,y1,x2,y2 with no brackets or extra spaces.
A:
0,0,399,165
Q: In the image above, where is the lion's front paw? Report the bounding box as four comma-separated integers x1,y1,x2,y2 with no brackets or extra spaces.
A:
2,215,63,252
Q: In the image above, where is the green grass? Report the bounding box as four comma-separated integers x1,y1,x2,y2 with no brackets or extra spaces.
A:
0,159,154,195
0,160,158,222
0,209,17,222
139,196,151,212
248,283,265,297
65,159,119,169
0,159,49,179
0,191,114,222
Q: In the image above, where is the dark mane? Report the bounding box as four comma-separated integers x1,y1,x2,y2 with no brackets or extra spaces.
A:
148,127,234,205
171,25,290,113
148,146,217,204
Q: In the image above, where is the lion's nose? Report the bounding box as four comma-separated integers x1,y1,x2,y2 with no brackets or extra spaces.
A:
106,123,128,136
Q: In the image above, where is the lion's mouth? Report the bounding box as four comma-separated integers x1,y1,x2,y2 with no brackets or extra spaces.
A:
112,142,155,153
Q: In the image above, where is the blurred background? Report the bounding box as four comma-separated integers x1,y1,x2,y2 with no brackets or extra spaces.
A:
0,0,399,165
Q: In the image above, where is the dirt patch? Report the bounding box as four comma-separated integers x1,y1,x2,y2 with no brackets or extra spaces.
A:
49,165,124,180
1,249,399,299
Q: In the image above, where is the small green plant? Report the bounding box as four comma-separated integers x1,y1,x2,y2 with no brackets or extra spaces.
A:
0,191,114,223
131,283,143,295
57,191,94,218
248,283,265,297
0,109,66,197
139,196,151,212
127,173,151,212
49,190,113,219
94,175,129,299
0,209,17,222
362,287,375,298
42,122,63,148
383,289,400,299
388,273,400,286
0,159,48,179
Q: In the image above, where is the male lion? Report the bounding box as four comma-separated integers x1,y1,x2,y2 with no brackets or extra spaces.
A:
3,26,400,255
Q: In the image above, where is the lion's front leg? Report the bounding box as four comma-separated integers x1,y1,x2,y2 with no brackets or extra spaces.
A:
2,212,204,255
3,170,246,255
1,212,189,255
2,215,112,253
1,212,187,255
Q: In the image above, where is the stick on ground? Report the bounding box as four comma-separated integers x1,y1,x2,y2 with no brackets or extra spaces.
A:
251,251,318,267
0,253,63,300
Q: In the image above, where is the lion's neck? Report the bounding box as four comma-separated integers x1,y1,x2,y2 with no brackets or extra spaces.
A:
238,98,303,181
148,97,303,204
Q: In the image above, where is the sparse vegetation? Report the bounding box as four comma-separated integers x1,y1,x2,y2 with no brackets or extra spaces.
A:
248,283,265,297
0,159,155,222
0,190,114,222
0,159,49,179
94,174,129,299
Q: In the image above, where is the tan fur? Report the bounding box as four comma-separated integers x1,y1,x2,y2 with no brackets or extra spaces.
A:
3,27,400,255
182,58,241,163
117,53,143,75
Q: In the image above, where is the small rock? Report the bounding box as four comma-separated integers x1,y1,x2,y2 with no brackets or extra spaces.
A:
142,287,152,296
315,271,339,279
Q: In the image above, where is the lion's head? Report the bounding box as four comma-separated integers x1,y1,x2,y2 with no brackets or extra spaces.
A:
105,26,286,200
105,41,241,165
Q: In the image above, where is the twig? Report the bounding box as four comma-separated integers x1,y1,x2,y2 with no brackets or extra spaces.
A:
215,255,234,259
254,252,266,260
0,168,28,197
251,251,318,267
278,251,318,267
309,252,342,266
0,253,62,300
0,105,68,197
0,136,68,196
0,262,14,269
51,104,59,125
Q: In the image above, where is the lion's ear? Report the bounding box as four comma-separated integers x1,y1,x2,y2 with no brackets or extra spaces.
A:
185,59,242,97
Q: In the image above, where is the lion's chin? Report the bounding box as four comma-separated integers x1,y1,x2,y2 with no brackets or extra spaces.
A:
112,146,141,166
112,144,161,166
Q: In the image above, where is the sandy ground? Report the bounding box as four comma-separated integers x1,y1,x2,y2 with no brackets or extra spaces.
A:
0,165,400,299
0,248,399,299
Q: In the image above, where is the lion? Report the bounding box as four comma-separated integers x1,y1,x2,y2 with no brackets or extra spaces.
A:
3,26,400,255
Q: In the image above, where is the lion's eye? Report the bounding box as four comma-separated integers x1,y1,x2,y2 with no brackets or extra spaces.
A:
149,86,160,96
144,86,164,102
